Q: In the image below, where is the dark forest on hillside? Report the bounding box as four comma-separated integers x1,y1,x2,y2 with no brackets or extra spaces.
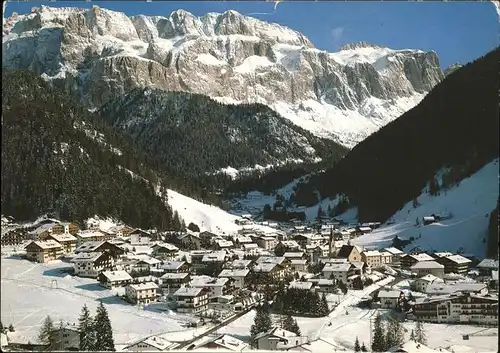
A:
291,48,499,224
1,70,185,230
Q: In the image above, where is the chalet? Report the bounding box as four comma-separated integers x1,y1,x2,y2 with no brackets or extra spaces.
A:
49,321,80,351
174,287,209,314
378,290,405,309
254,236,278,250
201,251,228,265
71,251,114,278
410,261,445,278
435,254,472,275
0,229,30,246
125,282,159,305
361,250,382,268
76,230,106,244
412,274,444,293
98,270,133,288
45,233,77,253
347,274,364,289
336,245,363,262
218,269,250,288
233,236,253,246
190,334,247,352
107,225,134,237
151,243,179,260
28,222,60,241
307,279,335,293
400,253,435,270
124,336,178,352
215,239,234,250
25,240,63,263
321,263,355,284
242,243,259,253
133,256,162,272
253,263,286,280
178,233,201,249
256,256,287,267
379,251,393,265
161,261,189,273
290,259,308,272
160,273,191,295
74,241,125,259
384,247,405,268
130,229,152,246
254,327,309,351
476,259,499,277
413,292,498,325
357,226,373,234
350,261,367,274
191,276,232,298
190,250,212,265
274,240,301,255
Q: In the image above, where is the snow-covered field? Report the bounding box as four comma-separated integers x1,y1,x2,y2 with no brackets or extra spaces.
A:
350,159,499,257
0,256,205,348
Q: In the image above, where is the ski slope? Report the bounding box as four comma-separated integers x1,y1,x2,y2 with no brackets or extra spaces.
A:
351,159,499,257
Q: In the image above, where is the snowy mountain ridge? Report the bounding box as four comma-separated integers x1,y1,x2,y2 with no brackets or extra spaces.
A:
2,5,444,147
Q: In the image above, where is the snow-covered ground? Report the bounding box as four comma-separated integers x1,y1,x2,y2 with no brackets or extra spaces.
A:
0,256,206,348
215,274,496,353
167,189,280,235
346,159,499,257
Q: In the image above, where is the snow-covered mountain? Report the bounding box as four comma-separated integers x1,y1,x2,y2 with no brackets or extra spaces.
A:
2,6,444,147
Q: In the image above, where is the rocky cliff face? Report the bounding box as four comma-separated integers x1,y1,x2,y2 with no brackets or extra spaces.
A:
2,5,444,147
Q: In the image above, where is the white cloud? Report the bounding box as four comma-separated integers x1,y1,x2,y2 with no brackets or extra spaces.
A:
331,27,345,49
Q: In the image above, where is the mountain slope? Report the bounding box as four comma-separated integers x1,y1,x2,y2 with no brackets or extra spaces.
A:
99,88,347,180
350,159,499,258
2,6,444,147
1,69,183,230
290,48,500,222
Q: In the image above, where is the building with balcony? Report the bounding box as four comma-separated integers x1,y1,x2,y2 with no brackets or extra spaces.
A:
174,287,209,314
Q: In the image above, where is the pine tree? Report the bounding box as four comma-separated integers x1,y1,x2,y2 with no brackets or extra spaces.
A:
250,305,272,346
320,293,329,315
354,336,361,352
385,318,405,350
38,315,55,346
79,304,96,351
415,319,427,345
410,329,416,341
361,342,367,352
94,303,115,351
371,313,385,352
291,318,301,336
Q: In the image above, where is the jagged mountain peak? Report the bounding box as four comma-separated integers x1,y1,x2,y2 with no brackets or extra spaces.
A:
339,41,382,51
3,4,444,148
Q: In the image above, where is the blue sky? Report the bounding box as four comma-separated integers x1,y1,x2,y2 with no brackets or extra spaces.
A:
5,1,499,69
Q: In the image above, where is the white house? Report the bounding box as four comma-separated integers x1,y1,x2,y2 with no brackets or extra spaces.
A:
130,229,152,245
362,250,382,268
124,336,178,352
254,327,309,351
125,282,159,305
191,276,231,298
98,270,133,289
71,251,114,278
218,269,250,289
378,290,404,309
413,274,444,293
174,287,209,314
321,263,353,284
290,259,308,272
410,261,445,278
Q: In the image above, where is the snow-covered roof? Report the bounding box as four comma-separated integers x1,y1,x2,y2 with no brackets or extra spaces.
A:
416,274,444,284
71,251,108,263
477,259,499,269
384,247,404,255
135,256,162,265
49,233,77,242
152,242,179,251
75,241,105,252
230,259,252,269
77,230,105,238
216,239,234,247
128,282,159,291
26,239,62,250
407,253,435,262
363,250,381,257
161,272,189,280
101,270,133,282
192,276,229,288
174,286,205,297
254,327,297,341
243,243,258,249
218,269,250,278
323,263,352,272
433,252,454,258
283,252,305,258
290,259,307,265
127,335,177,351
28,223,58,235
308,278,334,286
389,340,451,353
288,281,313,290
161,261,186,271
444,254,472,264
256,256,285,265
254,263,280,273
426,282,487,296
378,290,402,298
410,261,444,270
279,240,300,248
196,334,247,352
202,251,227,262
235,236,252,243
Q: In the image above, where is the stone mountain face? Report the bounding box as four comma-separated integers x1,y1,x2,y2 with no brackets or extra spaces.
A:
3,5,444,147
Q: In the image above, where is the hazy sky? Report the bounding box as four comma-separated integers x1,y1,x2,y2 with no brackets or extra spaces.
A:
5,1,499,69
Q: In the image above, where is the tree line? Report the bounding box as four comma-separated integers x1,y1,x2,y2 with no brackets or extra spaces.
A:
371,313,427,352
